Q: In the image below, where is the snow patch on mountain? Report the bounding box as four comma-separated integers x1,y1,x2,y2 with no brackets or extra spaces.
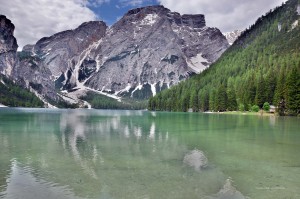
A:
141,14,159,26
116,83,132,95
131,84,143,97
187,54,209,73
150,83,157,96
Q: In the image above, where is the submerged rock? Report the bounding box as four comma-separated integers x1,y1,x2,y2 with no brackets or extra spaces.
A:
210,178,247,199
183,149,208,171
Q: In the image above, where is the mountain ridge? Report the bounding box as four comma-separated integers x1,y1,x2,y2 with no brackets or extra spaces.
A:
0,5,229,108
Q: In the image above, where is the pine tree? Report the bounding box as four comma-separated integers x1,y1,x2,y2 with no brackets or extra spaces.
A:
189,90,198,112
265,69,276,103
216,84,228,112
255,73,266,108
227,78,237,111
209,89,216,111
274,66,286,106
285,67,300,115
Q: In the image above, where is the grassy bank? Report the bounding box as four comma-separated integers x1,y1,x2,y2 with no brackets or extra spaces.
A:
207,111,275,117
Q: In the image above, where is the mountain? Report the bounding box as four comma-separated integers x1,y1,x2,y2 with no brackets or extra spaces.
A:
223,30,242,45
0,15,44,107
0,15,18,75
5,5,227,107
1,6,229,108
83,6,228,100
15,21,108,106
148,0,300,116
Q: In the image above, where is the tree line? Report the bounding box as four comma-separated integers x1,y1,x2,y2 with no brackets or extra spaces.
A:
0,75,44,107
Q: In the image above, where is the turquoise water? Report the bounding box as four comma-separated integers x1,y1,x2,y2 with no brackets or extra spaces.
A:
0,108,299,199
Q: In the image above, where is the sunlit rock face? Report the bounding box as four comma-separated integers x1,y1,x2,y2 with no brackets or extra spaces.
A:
11,21,108,103
223,30,242,45
85,5,229,99
183,149,208,171
16,5,228,102
25,21,108,90
0,15,18,76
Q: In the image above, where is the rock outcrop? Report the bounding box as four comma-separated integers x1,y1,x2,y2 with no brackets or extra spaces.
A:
0,15,18,76
183,149,208,171
209,179,247,199
223,30,242,45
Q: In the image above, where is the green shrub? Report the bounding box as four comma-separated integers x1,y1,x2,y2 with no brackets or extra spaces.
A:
251,105,260,112
238,104,245,112
263,102,270,112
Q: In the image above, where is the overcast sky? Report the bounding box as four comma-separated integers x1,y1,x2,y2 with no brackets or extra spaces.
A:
0,0,286,49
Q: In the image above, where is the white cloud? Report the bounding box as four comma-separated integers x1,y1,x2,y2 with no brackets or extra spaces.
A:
0,0,98,49
158,0,286,32
86,0,111,7
118,0,151,7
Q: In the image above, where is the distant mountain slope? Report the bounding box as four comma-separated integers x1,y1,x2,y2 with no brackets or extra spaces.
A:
0,74,44,107
0,15,44,107
149,0,300,116
223,30,242,45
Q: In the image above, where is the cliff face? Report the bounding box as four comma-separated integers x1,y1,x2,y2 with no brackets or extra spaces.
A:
14,21,108,103
83,5,228,99
0,15,18,75
32,21,107,78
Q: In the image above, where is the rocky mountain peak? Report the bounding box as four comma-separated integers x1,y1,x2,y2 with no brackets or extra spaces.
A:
5,6,229,105
125,5,170,16
119,5,206,29
0,15,18,53
83,6,228,99
223,30,242,45
31,20,107,78
0,15,15,34
0,15,18,75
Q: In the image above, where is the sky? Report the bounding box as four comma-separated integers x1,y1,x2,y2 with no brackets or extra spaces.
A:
0,0,286,49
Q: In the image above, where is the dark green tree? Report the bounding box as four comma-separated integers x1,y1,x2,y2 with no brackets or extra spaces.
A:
274,67,286,106
216,84,228,112
255,73,266,108
263,102,271,112
285,67,300,115
227,78,237,111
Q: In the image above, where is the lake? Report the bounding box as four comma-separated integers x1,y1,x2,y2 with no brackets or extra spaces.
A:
0,108,299,199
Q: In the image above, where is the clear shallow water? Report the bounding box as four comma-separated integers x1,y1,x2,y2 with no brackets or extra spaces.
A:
0,108,299,199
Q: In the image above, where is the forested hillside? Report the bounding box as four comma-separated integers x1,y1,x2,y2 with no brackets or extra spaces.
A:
0,75,44,107
148,0,300,116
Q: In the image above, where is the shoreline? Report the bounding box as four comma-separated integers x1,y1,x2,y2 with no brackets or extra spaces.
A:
205,111,275,117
